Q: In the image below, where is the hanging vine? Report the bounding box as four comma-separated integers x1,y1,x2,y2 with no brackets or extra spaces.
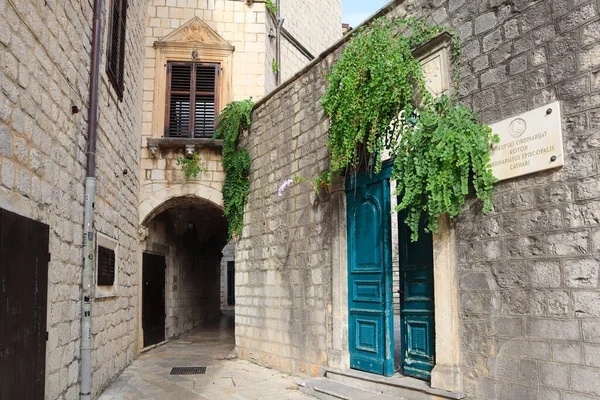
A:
213,99,254,239
321,17,498,240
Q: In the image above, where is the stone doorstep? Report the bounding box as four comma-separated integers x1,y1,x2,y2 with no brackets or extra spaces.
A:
316,367,464,400
299,377,401,400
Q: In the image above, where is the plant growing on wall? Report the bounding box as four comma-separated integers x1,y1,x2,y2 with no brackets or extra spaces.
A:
177,153,208,179
213,99,254,239
321,17,498,240
265,0,277,14
272,58,279,74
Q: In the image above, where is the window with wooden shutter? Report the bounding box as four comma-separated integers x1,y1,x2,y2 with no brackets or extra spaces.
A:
165,62,219,138
107,0,128,100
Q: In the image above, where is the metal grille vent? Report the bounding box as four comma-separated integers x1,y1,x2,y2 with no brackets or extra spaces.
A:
170,367,206,375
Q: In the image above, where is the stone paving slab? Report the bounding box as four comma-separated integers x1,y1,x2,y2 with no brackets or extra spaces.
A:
98,312,315,400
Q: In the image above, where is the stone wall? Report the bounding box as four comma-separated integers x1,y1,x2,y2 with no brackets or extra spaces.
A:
237,0,600,397
221,242,235,307
279,0,342,82
444,0,600,398
139,0,272,250
0,0,145,398
236,52,338,376
280,0,342,54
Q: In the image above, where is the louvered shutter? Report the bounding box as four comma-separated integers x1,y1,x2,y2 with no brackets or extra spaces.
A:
166,63,193,137
165,62,219,138
194,64,218,138
107,0,128,100
97,246,116,286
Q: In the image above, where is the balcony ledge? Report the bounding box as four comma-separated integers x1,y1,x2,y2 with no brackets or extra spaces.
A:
147,137,223,158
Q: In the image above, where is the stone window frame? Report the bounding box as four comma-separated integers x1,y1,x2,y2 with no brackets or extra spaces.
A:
329,33,463,396
151,37,234,142
164,61,221,138
95,232,119,298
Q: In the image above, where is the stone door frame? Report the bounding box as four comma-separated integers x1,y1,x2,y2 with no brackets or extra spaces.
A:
328,34,464,394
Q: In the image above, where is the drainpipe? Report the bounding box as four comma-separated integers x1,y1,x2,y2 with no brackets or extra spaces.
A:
276,18,284,86
274,0,282,85
81,0,104,398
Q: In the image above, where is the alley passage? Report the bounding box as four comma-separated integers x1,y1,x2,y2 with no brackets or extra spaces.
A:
99,310,313,400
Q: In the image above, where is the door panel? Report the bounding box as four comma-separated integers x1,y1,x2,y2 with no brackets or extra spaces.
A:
347,165,394,376
142,253,166,347
0,208,49,400
227,261,235,306
398,211,435,380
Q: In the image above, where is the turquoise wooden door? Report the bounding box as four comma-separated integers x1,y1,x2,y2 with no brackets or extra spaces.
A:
346,164,394,377
398,211,435,380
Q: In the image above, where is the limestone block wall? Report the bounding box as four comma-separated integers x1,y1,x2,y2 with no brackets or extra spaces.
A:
221,242,235,307
0,0,145,398
139,147,225,223
279,39,309,84
440,0,600,398
236,56,338,376
279,0,342,81
238,0,600,397
140,0,271,228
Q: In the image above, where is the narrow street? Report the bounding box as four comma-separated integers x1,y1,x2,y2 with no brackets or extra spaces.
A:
98,310,314,400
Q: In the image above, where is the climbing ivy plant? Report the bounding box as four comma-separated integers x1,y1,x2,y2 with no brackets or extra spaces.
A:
265,0,277,14
321,17,498,240
213,99,254,239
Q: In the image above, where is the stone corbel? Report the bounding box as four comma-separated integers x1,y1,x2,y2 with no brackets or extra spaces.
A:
138,225,149,241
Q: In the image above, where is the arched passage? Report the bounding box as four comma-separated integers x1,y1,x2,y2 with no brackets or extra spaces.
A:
140,195,228,347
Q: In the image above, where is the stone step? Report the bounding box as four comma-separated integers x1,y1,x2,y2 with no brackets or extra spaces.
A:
299,377,400,400
323,368,464,400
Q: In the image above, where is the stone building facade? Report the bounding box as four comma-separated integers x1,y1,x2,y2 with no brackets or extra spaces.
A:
278,0,343,81
0,0,342,399
236,0,600,399
137,0,342,351
0,0,145,398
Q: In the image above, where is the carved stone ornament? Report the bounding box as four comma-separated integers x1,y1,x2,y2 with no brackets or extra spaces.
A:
138,225,149,241
185,144,195,158
191,49,199,60
154,17,235,51
148,142,159,158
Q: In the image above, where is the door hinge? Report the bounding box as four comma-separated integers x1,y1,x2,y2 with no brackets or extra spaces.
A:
46,331,49,341
48,253,51,262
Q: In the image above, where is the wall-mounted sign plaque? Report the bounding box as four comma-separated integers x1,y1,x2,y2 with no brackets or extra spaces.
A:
489,101,564,181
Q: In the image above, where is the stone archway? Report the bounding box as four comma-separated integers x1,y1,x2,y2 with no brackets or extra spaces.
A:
139,183,224,226
138,194,228,348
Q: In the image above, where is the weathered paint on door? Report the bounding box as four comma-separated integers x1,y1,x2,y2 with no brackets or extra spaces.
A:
347,164,394,377
142,253,166,347
0,208,49,399
398,211,435,380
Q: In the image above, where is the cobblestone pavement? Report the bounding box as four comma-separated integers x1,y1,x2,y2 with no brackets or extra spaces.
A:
98,310,314,400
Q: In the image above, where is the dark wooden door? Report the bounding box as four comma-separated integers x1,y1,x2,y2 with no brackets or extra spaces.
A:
227,261,235,306
346,164,395,377
142,253,166,347
398,211,435,380
0,208,49,400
